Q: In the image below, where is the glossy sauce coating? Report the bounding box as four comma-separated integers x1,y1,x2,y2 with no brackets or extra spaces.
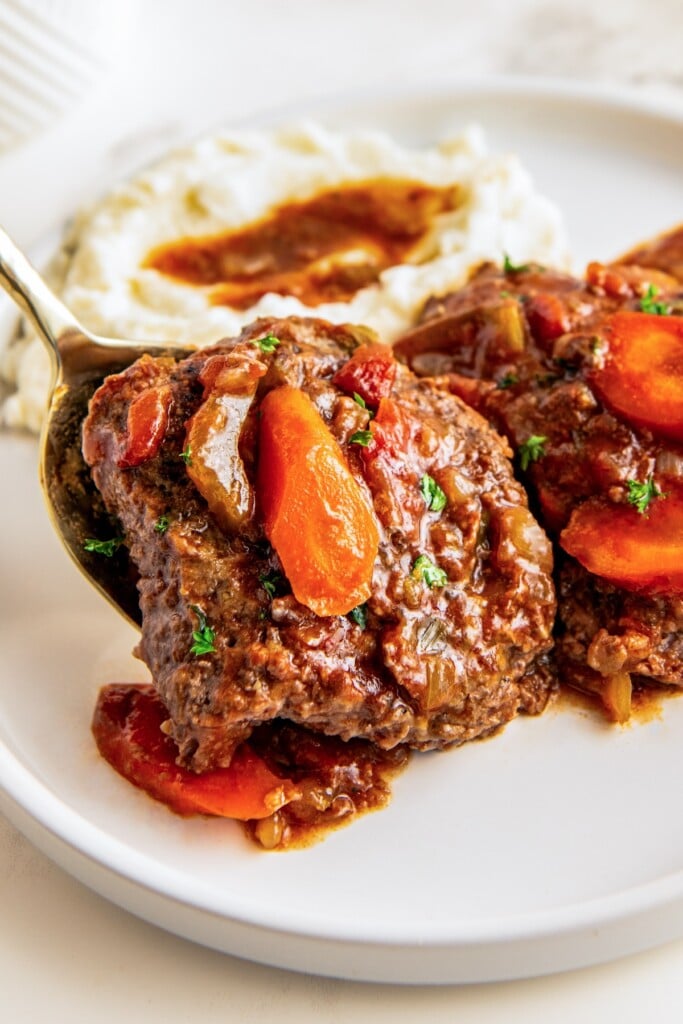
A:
144,179,459,309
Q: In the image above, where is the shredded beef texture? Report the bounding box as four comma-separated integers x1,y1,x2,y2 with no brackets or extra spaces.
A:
82,316,556,771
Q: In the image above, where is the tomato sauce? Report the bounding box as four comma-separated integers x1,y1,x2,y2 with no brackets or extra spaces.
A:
144,179,459,309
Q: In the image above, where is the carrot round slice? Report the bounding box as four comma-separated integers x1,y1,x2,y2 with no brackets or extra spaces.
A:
92,684,298,819
560,483,683,594
589,311,683,441
258,385,379,616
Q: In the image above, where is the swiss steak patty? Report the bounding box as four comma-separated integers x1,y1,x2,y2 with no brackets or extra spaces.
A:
395,226,683,710
83,317,555,770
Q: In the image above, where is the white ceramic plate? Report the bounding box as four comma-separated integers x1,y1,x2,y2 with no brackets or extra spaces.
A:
1,80,682,985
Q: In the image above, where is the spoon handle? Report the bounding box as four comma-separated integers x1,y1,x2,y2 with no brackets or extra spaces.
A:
0,224,81,358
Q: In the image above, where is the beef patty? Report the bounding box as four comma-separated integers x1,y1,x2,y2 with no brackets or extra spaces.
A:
395,225,683,718
83,316,556,771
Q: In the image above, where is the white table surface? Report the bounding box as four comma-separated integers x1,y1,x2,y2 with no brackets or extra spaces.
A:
2,1,683,1019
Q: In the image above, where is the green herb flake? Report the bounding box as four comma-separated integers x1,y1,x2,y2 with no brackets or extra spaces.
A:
180,444,192,466
350,429,374,447
348,603,368,629
411,554,448,589
255,332,281,353
639,285,671,317
154,515,170,534
189,604,216,656
497,372,519,390
352,392,367,410
626,475,666,515
83,536,124,557
420,473,447,513
503,253,531,275
518,434,548,471
589,336,604,354
259,571,283,600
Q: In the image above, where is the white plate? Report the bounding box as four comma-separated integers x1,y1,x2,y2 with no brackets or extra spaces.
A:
1,80,683,985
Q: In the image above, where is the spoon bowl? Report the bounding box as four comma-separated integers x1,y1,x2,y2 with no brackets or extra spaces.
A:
0,225,195,626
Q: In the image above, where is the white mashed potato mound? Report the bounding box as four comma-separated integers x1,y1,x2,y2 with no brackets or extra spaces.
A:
0,121,569,432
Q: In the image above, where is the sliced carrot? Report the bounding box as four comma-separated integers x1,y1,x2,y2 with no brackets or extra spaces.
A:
560,482,683,594
332,342,397,407
117,385,172,468
589,311,683,441
258,385,379,616
92,684,298,819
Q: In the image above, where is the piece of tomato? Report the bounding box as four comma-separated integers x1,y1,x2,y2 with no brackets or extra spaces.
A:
92,683,298,819
117,385,172,469
332,342,397,407
560,481,683,594
258,385,379,617
589,311,683,442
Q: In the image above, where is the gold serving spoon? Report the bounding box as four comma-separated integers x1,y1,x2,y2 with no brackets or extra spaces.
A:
0,225,194,627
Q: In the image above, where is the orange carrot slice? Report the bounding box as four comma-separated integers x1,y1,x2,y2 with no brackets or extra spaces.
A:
258,385,379,616
589,311,683,441
560,482,683,594
92,683,298,819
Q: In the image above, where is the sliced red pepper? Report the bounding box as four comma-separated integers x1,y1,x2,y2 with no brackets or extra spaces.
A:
332,342,397,408
560,481,683,594
258,385,379,617
117,385,172,468
92,683,299,819
589,311,683,442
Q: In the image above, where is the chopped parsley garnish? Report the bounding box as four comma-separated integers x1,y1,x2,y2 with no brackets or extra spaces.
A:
626,475,666,515
411,554,448,589
259,571,283,599
350,429,374,447
83,536,124,557
189,605,216,656
497,372,519,390
420,473,447,513
255,333,281,353
180,444,192,465
503,253,531,274
348,603,368,629
518,434,548,471
154,515,169,534
639,285,671,316
353,392,368,410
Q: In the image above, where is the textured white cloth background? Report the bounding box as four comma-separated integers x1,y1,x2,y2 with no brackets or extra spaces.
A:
1,1,682,1021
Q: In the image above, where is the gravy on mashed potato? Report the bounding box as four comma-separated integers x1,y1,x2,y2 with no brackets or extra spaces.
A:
0,122,568,431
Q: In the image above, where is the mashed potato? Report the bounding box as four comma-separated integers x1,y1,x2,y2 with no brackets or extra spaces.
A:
0,122,568,432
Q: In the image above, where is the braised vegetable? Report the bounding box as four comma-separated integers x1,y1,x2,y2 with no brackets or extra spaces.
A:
560,481,683,593
185,351,267,531
589,311,683,442
117,385,172,469
92,684,299,819
332,342,397,407
258,385,379,616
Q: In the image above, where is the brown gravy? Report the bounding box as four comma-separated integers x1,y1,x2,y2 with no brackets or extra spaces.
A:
143,179,459,310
